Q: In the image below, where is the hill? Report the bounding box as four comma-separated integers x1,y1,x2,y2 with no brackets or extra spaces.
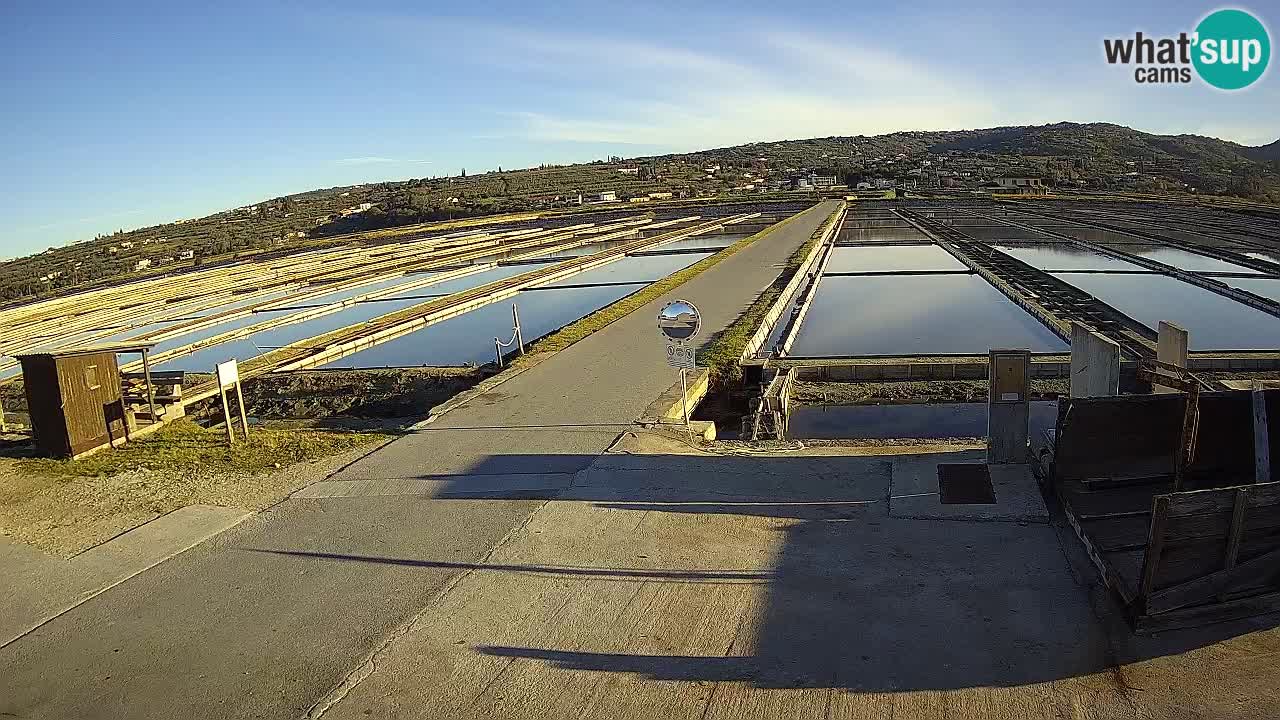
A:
684,122,1279,200
3,121,1278,306
1245,139,1280,162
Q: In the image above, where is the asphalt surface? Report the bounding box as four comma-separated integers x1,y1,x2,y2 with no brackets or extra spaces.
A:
0,200,837,720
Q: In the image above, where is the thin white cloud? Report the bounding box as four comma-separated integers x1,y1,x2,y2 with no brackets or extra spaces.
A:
483,25,1001,151
335,157,432,165
19,208,147,233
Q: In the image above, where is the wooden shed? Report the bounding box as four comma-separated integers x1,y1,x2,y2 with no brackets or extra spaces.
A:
15,342,158,459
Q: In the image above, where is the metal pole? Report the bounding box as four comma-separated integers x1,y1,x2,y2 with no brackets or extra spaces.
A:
494,339,504,369
680,368,689,426
234,380,250,441
512,303,524,355
141,348,158,424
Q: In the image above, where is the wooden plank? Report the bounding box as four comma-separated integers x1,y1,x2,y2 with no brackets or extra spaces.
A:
141,348,158,424
121,371,186,381
1057,485,1135,602
1174,388,1200,491
1138,495,1170,604
1061,483,1170,517
1256,388,1272,484
219,387,235,447
1136,589,1280,634
1223,488,1251,572
1145,545,1280,614
1137,528,1280,593
1102,550,1145,604
1054,391,1255,485
1165,481,1280,515
1078,514,1152,552
1219,487,1252,603
1161,503,1280,544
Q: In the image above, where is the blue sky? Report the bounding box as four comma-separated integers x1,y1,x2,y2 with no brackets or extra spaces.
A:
2,0,1276,257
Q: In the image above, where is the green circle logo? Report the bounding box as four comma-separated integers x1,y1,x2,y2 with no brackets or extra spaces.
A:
1193,9,1271,90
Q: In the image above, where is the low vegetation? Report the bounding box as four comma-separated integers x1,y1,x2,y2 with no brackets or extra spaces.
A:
1,419,390,556
17,418,388,478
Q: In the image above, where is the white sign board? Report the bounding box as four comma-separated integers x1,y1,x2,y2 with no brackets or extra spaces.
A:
215,359,239,389
666,342,696,369
657,300,701,342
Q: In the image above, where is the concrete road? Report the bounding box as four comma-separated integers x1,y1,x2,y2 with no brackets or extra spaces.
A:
0,201,838,720
305,440,1280,720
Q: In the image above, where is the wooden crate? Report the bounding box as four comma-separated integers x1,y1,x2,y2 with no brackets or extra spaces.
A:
1049,391,1280,631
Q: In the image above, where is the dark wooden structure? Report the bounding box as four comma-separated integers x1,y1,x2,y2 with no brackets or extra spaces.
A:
1040,389,1280,632
121,370,184,421
16,342,159,458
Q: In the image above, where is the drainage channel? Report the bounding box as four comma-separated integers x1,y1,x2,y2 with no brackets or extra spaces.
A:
788,401,1059,440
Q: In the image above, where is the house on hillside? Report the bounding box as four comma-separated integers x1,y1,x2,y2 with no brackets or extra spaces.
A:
993,177,1047,194
341,202,375,216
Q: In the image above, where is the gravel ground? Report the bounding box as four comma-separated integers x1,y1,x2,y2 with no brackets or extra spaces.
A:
0,366,481,558
0,439,387,558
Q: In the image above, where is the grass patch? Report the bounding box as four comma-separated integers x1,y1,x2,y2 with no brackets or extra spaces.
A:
18,418,389,478
698,202,844,386
516,204,824,360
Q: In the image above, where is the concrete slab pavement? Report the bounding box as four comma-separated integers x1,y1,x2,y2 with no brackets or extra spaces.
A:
309,443,1193,720
304,439,1280,720
0,496,544,720
1,505,251,648
888,450,1050,523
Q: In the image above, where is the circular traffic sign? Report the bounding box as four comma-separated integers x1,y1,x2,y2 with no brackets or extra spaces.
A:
657,299,701,341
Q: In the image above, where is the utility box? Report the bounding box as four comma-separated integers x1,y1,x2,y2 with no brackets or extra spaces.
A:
988,348,1031,464
16,343,153,458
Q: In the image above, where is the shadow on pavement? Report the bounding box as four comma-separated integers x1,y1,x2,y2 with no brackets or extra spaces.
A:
248,449,1280,693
